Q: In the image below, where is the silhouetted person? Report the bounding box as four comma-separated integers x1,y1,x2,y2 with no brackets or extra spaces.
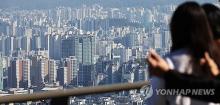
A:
149,2,220,105
203,4,220,46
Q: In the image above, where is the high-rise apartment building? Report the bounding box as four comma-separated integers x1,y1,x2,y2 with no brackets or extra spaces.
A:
58,56,78,86
30,55,49,86
48,59,58,84
61,34,96,86
8,58,31,89
0,55,3,90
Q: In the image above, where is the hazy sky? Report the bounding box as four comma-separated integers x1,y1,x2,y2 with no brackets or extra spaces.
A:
0,0,217,9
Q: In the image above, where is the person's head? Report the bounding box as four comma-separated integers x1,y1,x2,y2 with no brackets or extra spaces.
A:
170,2,220,75
170,1,213,58
202,3,220,40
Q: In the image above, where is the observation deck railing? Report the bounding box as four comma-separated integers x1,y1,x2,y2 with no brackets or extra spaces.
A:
0,81,149,105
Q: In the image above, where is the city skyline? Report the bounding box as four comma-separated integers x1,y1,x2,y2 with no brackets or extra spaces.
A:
0,0,218,104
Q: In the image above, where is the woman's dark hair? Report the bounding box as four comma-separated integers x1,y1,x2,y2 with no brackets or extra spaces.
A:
170,2,220,76
202,3,220,40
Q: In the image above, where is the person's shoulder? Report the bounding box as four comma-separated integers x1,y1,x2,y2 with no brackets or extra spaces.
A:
162,49,188,70
164,48,192,70
164,48,191,59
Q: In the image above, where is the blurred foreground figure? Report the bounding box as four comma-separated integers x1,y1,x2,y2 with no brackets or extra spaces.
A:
148,2,220,105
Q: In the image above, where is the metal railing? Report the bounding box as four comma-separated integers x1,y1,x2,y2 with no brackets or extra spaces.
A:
0,81,149,105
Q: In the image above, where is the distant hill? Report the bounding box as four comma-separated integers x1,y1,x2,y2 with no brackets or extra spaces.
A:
0,0,216,9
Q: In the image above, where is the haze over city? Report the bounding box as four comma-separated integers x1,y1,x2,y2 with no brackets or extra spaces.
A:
0,0,216,9
0,0,218,104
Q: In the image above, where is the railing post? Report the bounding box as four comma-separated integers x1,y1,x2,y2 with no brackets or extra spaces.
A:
50,97,69,105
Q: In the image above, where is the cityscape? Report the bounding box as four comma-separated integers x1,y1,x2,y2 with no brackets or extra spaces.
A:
0,0,217,104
